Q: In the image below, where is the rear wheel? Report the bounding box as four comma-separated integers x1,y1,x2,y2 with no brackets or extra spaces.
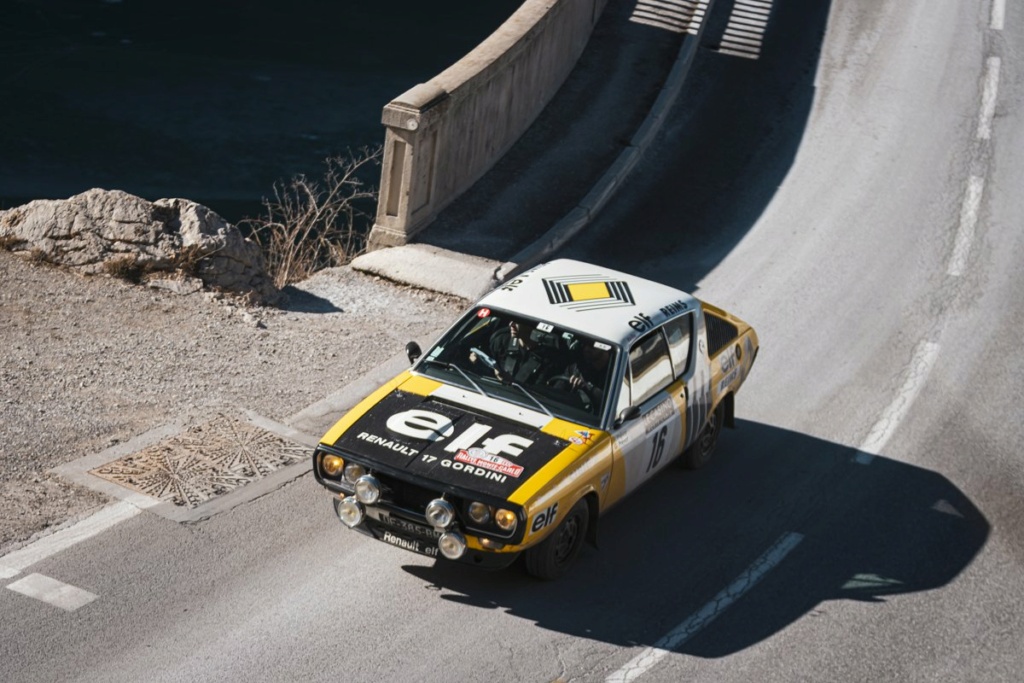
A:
524,498,589,580
681,401,725,469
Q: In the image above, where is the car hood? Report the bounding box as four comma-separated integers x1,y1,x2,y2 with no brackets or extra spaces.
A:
328,387,574,500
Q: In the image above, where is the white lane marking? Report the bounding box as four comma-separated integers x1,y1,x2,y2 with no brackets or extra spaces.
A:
991,0,1005,30
7,573,98,611
716,0,774,60
630,0,708,35
0,501,141,579
947,175,985,277
606,532,804,683
855,341,941,464
977,57,1001,140
932,499,965,517
841,573,903,590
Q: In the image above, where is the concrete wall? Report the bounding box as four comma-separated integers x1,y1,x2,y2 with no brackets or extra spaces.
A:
368,0,608,249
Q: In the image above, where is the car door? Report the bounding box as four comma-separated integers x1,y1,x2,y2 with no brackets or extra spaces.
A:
612,327,686,496
664,312,711,452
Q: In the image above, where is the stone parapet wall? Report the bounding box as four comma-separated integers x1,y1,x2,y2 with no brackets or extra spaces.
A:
368,0,607,249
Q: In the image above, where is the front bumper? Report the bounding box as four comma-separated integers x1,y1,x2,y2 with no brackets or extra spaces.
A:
332,497,520,570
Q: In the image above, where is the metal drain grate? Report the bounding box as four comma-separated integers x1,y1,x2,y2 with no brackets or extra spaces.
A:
90,414,308,508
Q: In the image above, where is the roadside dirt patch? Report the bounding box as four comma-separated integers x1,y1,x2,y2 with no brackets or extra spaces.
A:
0,251,464,554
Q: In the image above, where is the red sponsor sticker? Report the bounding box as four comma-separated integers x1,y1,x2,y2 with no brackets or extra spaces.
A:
477,308,491,318
455,448,524,478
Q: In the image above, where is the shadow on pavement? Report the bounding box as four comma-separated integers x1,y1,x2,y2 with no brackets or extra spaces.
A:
413,1,685,259
279,286,343,314
402,420,988,654
556,0,833,293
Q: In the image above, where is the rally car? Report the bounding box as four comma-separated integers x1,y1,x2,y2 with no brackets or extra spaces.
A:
312,259,758,579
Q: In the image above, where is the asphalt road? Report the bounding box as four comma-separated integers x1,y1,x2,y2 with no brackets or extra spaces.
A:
2,0,1022,681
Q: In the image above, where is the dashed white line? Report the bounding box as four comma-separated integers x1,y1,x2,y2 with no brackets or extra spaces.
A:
630,0,707,35
7,573,98,611
0,500,141,579
855,341,941,465
932,499,965,517
991,0,1005,31
717,0,774,60
977,56,1001,140
947,175,985,277
606,532,804,683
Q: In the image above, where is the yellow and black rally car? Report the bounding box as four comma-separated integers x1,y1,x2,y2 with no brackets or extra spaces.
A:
313,259,758,579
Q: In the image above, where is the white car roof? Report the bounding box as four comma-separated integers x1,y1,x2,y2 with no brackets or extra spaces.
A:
477,259,699,346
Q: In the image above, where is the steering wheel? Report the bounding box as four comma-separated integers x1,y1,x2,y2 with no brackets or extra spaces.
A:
546,375,593,413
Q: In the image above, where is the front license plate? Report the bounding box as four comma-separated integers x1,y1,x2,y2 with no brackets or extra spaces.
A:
367,508,441,540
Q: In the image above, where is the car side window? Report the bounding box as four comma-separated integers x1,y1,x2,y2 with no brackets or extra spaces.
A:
663,315,693,378
627,329,675,406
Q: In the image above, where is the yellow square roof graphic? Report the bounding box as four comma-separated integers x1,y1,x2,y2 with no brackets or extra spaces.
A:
566,282,611,301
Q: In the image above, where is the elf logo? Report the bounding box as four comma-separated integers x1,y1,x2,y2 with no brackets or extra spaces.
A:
385,409,533,458
531,503,558,533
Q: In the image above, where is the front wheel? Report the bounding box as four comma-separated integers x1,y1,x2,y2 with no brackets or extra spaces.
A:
524,498,589,580
681,401,725,470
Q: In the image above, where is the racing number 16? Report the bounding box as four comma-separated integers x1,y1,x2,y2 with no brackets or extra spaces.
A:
646,426,668,473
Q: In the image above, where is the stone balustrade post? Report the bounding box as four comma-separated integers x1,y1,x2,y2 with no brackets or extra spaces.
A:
368,83,450,250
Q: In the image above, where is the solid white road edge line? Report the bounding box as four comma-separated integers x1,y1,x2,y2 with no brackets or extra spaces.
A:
0,501,141,579
855,341,941,465
605,532,804,683
977,56,1001,140
947,175,985,278
6,573,98,611
991,0,1005,31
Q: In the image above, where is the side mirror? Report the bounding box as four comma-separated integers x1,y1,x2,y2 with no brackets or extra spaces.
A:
613,405,641,429
406,341,422,365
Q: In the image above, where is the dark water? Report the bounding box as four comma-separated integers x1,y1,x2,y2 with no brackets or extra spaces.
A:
0,0,520,221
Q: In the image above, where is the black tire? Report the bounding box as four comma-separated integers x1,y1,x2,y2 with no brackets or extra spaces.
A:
524,498,589,580
681,401,725,470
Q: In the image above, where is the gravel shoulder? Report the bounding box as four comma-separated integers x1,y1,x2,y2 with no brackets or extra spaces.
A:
0,251,465,554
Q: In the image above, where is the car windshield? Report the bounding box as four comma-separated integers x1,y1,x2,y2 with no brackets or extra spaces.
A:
415,307,617,427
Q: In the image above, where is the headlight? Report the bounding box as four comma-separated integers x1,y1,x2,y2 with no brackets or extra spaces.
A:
438,531,467,560
335,496,364,528
425,499,456,530
467,502,491,524
354,475,381,505
343,463,366,484
322,454,345,477
494,508,517,532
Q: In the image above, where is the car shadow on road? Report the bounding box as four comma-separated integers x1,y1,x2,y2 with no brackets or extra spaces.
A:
401,420,988,655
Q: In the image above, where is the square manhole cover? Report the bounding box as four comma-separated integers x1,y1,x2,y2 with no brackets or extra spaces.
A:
89,414,308,508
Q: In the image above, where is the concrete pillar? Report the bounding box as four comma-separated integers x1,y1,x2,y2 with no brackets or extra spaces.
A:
367,83,449,250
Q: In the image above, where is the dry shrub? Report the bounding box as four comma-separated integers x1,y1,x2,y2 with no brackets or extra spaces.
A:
103,254,145,283
0,235,19,251
172,244,207,277
240,146,382,288
27,248,51,264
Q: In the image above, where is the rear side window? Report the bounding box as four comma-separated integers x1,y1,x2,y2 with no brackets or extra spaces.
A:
663,315,693,377
627,329,674,406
